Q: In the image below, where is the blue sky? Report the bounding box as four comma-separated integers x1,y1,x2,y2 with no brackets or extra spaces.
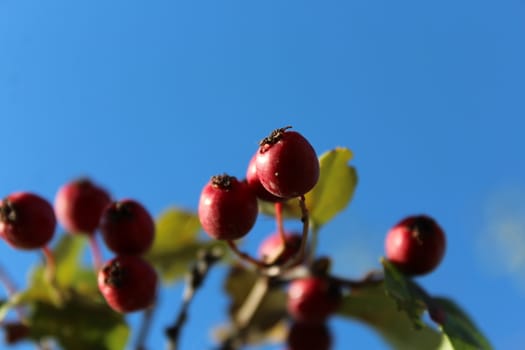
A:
1,1,525,349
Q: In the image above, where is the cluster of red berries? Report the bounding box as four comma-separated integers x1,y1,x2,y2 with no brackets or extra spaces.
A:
0,179,158,314
198,126,320,242
197,126,340,348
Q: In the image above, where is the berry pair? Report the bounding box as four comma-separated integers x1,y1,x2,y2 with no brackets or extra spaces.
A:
54,178,158,313
54,179,155,255
198,127,319,241
284,276,341,350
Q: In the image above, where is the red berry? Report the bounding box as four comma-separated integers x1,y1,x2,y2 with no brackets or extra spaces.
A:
3,322,30,344
286,322,332,350
54,178,112,235
98,255,158,313
0,192,56,250
246,153,284,202
287,277,342,324
198,174,258,240
258,231,303,265
385,215,446,276
256,127,319,199
100,199,155,255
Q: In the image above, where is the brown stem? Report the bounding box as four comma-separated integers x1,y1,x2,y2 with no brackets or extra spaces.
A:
89,234,103,271
281,195,309,270
41,245,56,285
274,202,285,241
218,276,271,350
234,276,270,328
328,270,384,289
226,240,269,269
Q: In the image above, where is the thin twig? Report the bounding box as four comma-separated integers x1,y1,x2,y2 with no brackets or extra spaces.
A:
135,303,156,350
328,270,384,289
165,246,224,350
279,195,309,271
217,276,271,350
226,240,269,269
234,276,270,328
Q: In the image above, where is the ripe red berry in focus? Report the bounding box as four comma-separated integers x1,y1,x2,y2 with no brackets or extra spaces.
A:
100,199,155,255
245,153,284,203
198,174,258,240
385,215,446,276
54,178,112,235
0,192,56,250
287,276,342,324
258,231,303,265
286,321,332,350
98,255,158,313
256,127,319,199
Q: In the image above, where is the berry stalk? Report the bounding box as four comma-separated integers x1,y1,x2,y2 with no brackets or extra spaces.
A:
226,240,269,269
41,245,56,285
89,234,103,271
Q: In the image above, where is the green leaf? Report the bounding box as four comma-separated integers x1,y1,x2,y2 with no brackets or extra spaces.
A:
145,207,217,283
0,234,129,349
306,147,358,226
259,147,358,227
28,292,129,350
154,207,202,245
433,297,493,350
380,259,492,350
338,283,448,350
381,258,429,329
53,234,90,287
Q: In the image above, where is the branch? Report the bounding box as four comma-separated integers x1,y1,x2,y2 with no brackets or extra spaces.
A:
165,246,224,350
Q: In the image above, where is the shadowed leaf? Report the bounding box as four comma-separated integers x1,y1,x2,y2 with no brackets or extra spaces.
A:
382,258,428,329
145,208,215,283
433,297,492,350
338,283,448,350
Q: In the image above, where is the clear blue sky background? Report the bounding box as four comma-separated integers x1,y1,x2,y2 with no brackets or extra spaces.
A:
1,1,524,349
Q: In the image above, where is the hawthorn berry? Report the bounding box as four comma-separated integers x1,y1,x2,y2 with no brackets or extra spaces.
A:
198,174,258,240
258,231,303,265
98,255,158,313
385,215,446,276
286,321,332,350
245,153,284,202
256,126,319,199
0,192,56,250
287,276,342,324
99,199,155,255
54,178,112,235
